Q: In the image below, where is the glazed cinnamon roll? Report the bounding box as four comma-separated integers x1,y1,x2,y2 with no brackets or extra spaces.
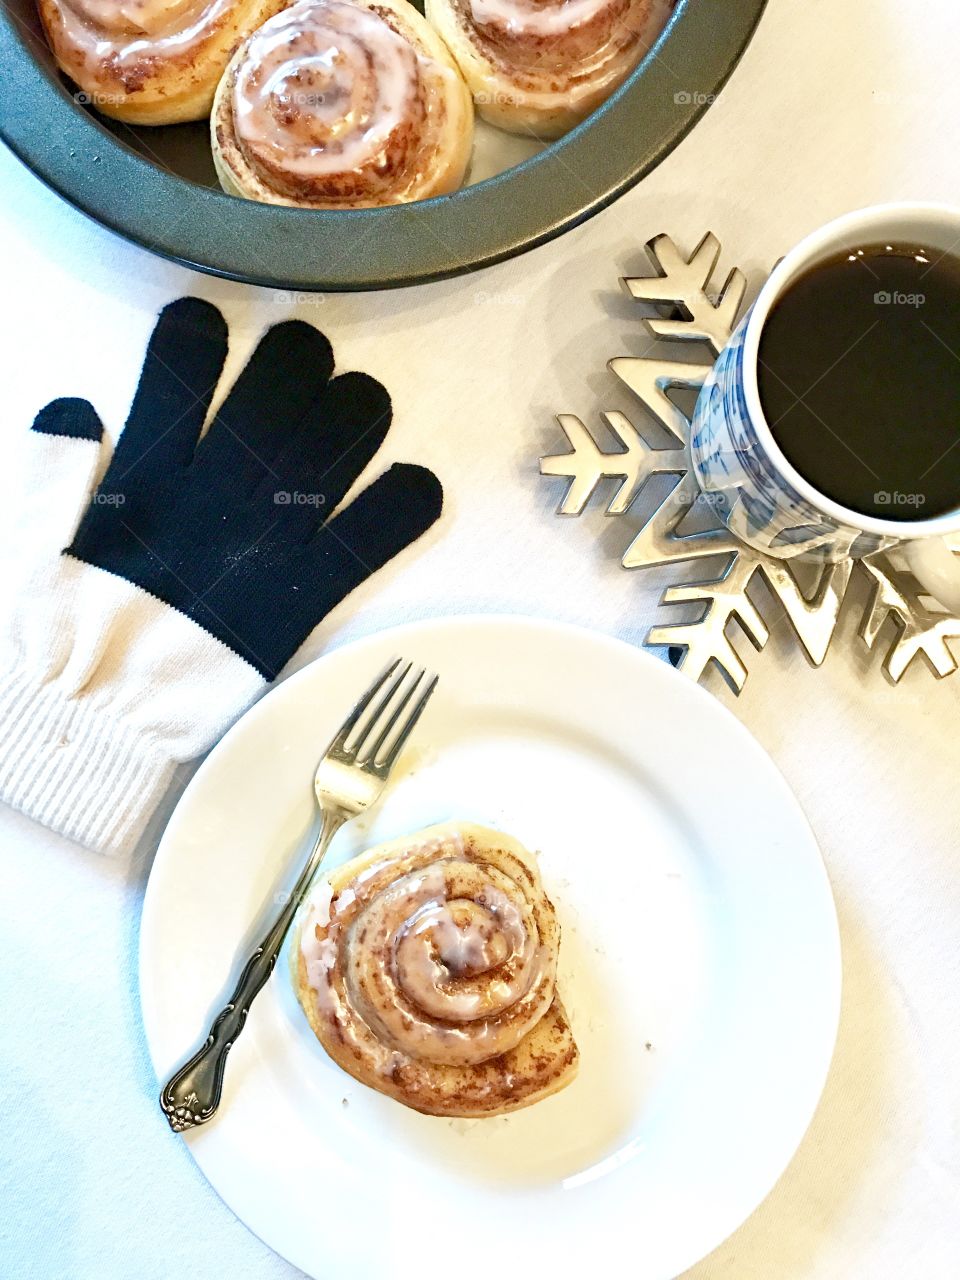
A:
425,0,674,137
291,822,579,1116
211,0,474,207
36,0,285,124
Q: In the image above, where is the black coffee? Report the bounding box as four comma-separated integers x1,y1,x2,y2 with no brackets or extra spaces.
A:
756,245,960,520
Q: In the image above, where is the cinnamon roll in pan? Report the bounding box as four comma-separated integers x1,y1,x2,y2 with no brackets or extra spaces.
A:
291,821,579,1117
36,0,286,124
425,0,674,138
211,0,474,207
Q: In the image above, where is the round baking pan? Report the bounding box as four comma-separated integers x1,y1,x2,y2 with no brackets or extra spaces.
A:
0,0,767,290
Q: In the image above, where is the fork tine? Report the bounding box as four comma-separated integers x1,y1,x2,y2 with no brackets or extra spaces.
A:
328,657,402,752
359,666,425,763
337,658,413,755
379,672,439,771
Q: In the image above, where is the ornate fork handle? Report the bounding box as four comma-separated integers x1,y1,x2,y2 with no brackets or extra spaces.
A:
160,811,345,1133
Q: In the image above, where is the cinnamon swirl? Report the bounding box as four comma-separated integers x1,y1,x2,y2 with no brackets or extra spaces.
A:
291,821,579,1116
424,0,674,137
37,0,286,124
211,0,474,207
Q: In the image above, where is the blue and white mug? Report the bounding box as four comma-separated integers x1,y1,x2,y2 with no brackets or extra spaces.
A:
690,203,960,615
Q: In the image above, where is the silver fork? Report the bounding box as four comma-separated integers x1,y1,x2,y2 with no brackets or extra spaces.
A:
159,657,438,1133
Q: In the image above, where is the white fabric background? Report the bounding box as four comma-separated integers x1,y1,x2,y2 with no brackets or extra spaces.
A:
2,0,959,1275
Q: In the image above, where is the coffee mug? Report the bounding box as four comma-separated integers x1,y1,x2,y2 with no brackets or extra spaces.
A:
690,202,960,615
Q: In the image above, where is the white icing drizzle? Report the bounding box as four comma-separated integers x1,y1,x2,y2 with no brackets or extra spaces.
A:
396,884,527,1020
469,0,617,38
298,833,559,1075
54,0,232,71
461,0,673,104
230,0,455,197
299,879,336,996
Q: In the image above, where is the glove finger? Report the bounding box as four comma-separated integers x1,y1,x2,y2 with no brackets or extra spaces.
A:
295,371,393,509
197,320,335,481
7,399,106,559
304,461,443,600
258,371,393,536
108,297,228,482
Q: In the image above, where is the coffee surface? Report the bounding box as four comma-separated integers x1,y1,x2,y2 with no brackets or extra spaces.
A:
757,245,960,520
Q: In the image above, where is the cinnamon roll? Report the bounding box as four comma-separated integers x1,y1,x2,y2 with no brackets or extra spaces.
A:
291,822,579,1116
211,0,474,207
36,0,285,124
424,0,674,137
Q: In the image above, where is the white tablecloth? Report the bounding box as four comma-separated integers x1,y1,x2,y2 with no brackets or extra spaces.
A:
3,0,959,1275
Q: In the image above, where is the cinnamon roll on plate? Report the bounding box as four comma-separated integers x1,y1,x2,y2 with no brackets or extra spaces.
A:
36,0,285,124
425,0,674,138
211,0,474,207
291,821,579,1117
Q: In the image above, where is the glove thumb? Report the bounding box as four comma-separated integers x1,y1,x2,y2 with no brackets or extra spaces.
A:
9,400,106,561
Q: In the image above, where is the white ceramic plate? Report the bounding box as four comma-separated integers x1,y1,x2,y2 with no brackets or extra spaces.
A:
140,616,841,1279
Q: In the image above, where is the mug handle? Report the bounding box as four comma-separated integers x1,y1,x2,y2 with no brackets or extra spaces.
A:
902,538,960,615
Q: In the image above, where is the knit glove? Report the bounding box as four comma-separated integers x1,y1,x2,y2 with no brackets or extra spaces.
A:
0,298,442,855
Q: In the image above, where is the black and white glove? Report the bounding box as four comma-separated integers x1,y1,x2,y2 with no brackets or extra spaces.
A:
0,298,442,855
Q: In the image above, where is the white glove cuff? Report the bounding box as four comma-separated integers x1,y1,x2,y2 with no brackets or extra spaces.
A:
0,668,176,856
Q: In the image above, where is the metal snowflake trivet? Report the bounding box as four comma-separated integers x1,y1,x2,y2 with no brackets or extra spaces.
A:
540,232,960,692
